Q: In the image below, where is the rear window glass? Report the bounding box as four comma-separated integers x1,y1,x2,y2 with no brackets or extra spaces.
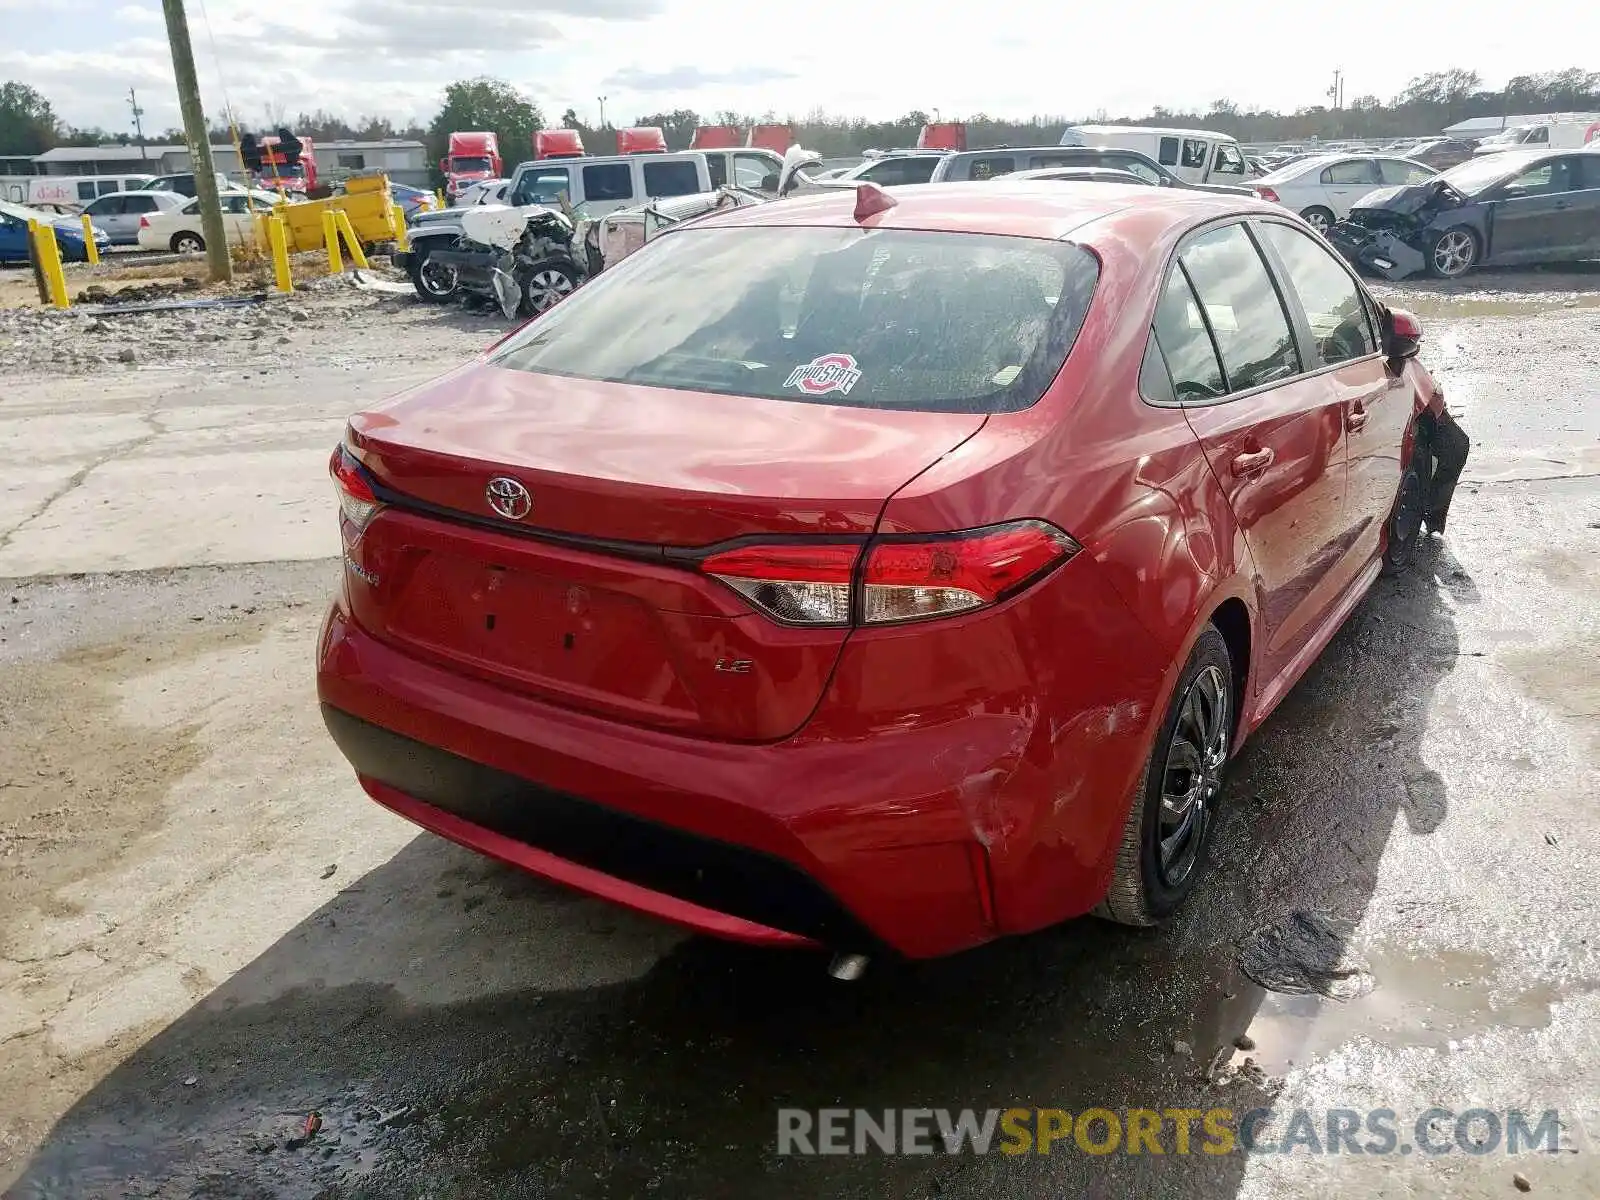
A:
490,227,1100,414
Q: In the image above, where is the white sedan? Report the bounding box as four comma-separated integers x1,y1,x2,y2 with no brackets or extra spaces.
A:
1251,153,1438,233
136,189,285,253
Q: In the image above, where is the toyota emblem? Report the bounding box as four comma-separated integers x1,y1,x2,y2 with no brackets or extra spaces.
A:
485,476,532,520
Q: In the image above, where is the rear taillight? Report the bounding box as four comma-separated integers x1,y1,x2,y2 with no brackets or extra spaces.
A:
1254,186,1280,203
329,444,382,544
700,520,1078,627
139,216,150,228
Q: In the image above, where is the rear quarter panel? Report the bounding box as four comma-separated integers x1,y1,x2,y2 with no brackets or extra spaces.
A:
874,205,1260,929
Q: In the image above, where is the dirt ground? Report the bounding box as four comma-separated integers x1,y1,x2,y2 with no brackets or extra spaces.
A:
1,268,1598,1199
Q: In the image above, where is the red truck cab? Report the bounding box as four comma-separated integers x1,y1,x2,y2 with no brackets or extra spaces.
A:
441,131,503,201
254,135,316,194
746,124,792,153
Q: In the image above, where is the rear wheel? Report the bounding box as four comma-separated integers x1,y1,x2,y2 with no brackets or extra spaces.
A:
409,245,460,303
1299,205,1335,234
171,231,205,254
1427,227,1478,278
1096,627,1233,926
1383,435,1431,575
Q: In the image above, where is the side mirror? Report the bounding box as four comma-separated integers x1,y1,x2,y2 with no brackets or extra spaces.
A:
1383,306,1422,360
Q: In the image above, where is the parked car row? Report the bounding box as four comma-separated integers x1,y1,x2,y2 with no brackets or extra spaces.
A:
0,198,111,263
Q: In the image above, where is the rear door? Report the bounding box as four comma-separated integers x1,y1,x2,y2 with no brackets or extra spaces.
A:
1483,157,1583,261
81,195,126,241
1319,157,1382,218
1256,220,1403,587
1157,221,1349,682
1571,156,1600,259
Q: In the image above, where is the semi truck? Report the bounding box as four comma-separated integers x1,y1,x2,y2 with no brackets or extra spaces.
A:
440,131,503,202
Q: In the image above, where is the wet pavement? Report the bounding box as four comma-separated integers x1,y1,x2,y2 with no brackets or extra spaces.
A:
2,283,1598,1199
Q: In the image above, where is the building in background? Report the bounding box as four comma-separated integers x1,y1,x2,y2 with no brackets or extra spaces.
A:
15,139,430,189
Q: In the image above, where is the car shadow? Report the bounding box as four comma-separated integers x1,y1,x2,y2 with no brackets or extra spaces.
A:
8,548,1463,1200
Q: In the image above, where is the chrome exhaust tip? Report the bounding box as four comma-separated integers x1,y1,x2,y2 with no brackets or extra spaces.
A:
827,953,870,981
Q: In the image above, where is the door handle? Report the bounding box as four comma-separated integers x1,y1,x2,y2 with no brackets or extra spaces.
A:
1347,405,1370,432
1231,447,1275,476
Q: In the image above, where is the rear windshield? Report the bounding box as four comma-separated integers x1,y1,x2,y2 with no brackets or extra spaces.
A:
489,226,1099,414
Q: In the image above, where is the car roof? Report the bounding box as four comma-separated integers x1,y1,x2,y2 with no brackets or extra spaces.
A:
686,180,1267,243
93,189,184,200
1071,124,1235,141
1010,166,1147,181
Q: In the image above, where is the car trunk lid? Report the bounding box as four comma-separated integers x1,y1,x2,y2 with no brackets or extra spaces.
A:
341,365,985,740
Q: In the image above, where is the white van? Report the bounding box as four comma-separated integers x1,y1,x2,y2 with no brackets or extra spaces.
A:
25,174,156,211
1472,116,1600,154
505,152,714,218
1060,125,1248,186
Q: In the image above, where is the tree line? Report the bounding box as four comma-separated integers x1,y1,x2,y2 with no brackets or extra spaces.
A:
4,68,1597,169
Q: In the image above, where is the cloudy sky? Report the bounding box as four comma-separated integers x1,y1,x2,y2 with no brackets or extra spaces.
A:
3,0,1596,136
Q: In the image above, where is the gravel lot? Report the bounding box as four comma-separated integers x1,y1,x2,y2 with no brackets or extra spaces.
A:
1,262,1598,1199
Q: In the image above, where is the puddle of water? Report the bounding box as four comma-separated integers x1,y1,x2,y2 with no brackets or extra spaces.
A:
1400,294,1600,320
1208,946,1571,1077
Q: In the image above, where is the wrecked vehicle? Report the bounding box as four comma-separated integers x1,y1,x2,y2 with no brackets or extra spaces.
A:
1328,149,1600,279
406,206,591,317
320,183,1459,967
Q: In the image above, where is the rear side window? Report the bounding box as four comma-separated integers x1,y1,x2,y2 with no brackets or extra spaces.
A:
1151,267,1226,402
967,155,1018,180
1181,139,1208,169
1158,137,1180,166
1176,224,1300,393
582,163,633,201
1321,159,1379,186
643,161,701,197
78,182,97,200
1259,222,1376,365
490,227,1101,414
860,157,939,185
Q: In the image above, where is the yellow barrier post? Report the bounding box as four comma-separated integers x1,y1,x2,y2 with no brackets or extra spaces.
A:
435,188,446,210
322,210,343,274
333,210,370,269
79,214,101,265
267,214,293,293
29,220,70,309
391,203,409,252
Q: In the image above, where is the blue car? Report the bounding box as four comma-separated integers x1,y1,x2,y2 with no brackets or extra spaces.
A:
0,199,112,263
387,182,437,223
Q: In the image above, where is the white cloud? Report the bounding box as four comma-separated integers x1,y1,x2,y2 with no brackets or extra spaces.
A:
3,0,1597,136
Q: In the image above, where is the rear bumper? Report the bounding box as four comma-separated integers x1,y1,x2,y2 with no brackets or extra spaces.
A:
317,604,1002,957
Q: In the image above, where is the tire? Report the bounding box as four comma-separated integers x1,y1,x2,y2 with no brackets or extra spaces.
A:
1299,206,1335,235
521,261,580,316
1096,627,1234,926
171,232,205,254
1383,433,1431,575
1427,226,1478,279
408,245,459,303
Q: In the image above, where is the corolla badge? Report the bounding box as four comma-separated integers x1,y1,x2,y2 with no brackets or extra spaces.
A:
485,476,532,520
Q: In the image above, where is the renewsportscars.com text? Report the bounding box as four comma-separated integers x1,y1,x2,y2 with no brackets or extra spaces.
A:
776,1107,1565,1157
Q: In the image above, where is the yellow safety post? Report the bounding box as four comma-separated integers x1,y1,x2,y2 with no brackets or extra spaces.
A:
79,214,100,265
322,210,344,274
266,214,293,293
333,210,370,269
29,220,70,309
391,203,409,252
435,188,446,210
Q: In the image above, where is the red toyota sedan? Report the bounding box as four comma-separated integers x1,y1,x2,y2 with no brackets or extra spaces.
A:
318,182,1445,960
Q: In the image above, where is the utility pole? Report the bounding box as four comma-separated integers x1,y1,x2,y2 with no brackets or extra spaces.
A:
159,0,231,282
596,96,607,128
1328,68,1344,111
129,88,148,163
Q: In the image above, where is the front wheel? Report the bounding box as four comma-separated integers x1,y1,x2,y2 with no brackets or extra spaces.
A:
409,245,460,303
1096,627,1234,926
520,261,580,316
1427,227,1478,279
1299,206,1335,235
